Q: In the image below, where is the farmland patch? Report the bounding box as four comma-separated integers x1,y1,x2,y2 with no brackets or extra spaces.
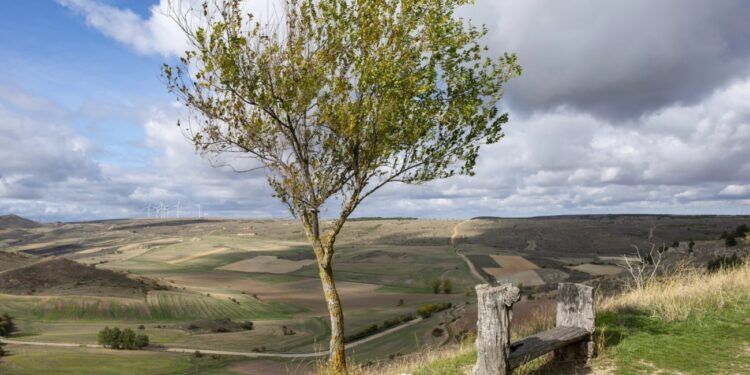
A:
570,263,623,276
218,255,316,274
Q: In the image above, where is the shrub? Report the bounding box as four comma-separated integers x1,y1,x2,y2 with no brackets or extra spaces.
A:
240,321,254,330
97,326,149,350
441,278,452,294
725,236,737,247
431,279,441,294
345,324,380,343
735,224,749,238
432,328,444,337
416,303,452,318
0,314,15,337
706,254,745,273
193,350,203,358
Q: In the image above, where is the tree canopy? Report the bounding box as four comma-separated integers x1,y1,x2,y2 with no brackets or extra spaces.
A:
164,0,519,371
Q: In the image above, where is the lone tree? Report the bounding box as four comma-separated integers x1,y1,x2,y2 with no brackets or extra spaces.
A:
164,0,519,372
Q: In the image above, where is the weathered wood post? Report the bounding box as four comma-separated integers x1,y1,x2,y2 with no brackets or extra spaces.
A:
554,283,595,362
472,283,521,375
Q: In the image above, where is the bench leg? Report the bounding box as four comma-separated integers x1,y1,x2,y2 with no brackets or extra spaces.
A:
553,335,594,363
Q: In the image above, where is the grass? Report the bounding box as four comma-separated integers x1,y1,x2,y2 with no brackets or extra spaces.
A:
0,345,238,375
350,259,750,375
0,290,303,322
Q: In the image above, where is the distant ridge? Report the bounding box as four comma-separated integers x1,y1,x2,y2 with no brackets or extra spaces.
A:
472,214,750,220
0,214,41,229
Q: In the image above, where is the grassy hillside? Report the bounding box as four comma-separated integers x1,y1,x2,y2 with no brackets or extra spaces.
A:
347,258,750,375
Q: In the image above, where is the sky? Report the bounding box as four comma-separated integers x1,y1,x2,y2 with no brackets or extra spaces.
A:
1,0,750,222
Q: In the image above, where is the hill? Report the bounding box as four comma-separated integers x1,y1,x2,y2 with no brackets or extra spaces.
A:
0,214,41,229
0,252,36,273
0,258,166,297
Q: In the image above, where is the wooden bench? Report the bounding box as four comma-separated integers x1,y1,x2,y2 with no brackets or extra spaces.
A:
473,283,595,375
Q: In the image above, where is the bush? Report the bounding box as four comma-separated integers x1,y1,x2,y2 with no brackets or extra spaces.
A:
725,236,737,247
345,323,380,343
240,321,254,330
431,279,441,294
97,326,149,350
0,314,15,337
441,278,453,294
735,224,749,238
416,303,452,318
707,254,745,273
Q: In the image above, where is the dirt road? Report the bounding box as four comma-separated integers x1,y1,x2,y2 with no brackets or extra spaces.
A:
0,317,423,359
451,220,488,283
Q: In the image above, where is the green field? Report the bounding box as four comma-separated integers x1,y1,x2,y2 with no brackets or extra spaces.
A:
0,346,240,375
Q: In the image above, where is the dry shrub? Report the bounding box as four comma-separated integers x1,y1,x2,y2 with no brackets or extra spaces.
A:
600,257,750,321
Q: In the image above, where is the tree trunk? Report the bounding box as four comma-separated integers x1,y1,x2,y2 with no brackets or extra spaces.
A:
318,260,346,374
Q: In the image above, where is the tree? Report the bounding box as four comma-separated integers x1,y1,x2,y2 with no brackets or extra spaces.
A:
0,314,14,337
163,1,519,371
441,278,453,294
431,278,442,294
134,333,149,349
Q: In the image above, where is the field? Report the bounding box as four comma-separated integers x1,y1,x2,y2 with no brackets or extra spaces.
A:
1,214,748,373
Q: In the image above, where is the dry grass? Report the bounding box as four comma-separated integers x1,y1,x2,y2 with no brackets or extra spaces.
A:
599,260,750,321
335,260,750,374
315,304,556,375
312,344,474,375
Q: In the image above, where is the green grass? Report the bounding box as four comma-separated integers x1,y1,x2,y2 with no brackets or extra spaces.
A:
412,350,475,375
0,346,238,375
0,290,304,322
596,306,750,374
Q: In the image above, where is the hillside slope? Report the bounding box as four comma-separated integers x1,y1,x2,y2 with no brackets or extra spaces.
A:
0,258,165,297
0,214,41,229
349,257,750,375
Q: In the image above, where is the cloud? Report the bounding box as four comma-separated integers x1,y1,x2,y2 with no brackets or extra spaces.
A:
7,1,749,221
462,0,750,118
57,0,282,57
354,79,750,217
57,0,190,56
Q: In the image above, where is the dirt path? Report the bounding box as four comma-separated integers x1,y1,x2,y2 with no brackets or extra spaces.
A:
0,317,423,359
451,220,487,283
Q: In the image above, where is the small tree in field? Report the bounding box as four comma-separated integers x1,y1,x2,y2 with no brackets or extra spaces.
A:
164,0,519,371
431,278,442,294
441,278,453,294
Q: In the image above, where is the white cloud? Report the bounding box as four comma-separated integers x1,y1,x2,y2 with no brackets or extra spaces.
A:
5,0,750,220
57,0,191,56
461,0,750,118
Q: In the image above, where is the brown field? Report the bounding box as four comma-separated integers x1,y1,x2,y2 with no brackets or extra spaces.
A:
483,269,545,286
570,263,624,276
489,255,539,274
